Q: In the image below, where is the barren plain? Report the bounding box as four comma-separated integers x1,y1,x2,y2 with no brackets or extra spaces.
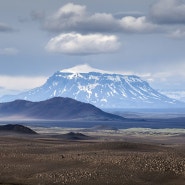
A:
0,133,185,185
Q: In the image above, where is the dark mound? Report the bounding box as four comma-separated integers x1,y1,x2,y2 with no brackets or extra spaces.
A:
62,132,90,140
0,124,37,134
0,97,124,121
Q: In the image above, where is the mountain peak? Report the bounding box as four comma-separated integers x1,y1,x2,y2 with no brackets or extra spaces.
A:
60,64,110,74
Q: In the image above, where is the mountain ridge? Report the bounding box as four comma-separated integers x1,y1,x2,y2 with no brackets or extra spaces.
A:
0,65,184,108
0,97,124,121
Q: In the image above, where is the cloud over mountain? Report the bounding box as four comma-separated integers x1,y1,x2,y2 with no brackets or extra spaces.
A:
43,3,158,34
120,16,158,33
42,3,161,55
46,33,120,55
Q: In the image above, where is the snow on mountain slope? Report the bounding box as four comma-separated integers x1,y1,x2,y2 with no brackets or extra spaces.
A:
0,65,183,108
159,90,185,103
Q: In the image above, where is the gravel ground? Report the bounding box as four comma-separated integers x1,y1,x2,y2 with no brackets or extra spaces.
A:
0,135,184,185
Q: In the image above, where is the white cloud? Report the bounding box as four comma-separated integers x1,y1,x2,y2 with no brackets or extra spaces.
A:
0,48,19,55
120,16,158,33
43,3,158,34
44,3,87,32
45,33,121,55
168,28,185,39
54,3,86,18
0,76,47,92
150,0,185,24
44,3,118,33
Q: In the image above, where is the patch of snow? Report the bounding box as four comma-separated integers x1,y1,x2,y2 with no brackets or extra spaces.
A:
67,73,83,79
159,90,185,102
150,92,160,98
53,90,56,96
60,87,67,94
89,75,99,80
101,98,107,102
107,75,121,82
139,86,149,92
108,84,118,94
56,74,62,77
77,83,99,99
52,82,58,86
129,90,137,96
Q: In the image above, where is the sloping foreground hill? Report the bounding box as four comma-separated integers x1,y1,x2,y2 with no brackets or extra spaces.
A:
0,124,37,134
0,97,124,121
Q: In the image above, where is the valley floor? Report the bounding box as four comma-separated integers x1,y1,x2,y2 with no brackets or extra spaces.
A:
0,133,185,185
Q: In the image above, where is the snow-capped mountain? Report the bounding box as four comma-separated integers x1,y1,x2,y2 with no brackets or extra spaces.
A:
0,65,183,108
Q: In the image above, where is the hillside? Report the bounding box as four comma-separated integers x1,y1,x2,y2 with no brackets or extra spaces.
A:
0,124,37,134
0,97,124,121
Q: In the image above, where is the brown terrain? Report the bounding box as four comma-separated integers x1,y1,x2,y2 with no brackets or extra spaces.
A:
0,133,185,185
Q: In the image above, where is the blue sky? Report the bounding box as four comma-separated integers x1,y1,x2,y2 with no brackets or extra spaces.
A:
0,0,185,96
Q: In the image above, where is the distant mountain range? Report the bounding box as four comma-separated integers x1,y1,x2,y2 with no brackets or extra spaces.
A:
0,97,124,121
0,65,184,108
